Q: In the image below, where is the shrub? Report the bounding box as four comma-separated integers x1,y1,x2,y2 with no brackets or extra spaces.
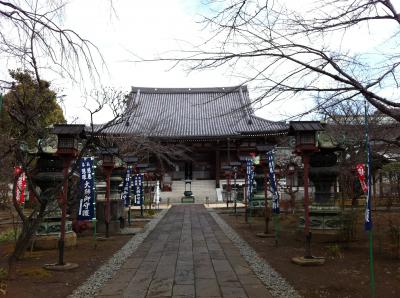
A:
0,228,19,243
145,209,156,217
0,268,7,280
326,244,343,259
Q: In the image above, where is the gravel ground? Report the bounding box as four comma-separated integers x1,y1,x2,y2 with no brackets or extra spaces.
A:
208,209,301,298
69,208,169,298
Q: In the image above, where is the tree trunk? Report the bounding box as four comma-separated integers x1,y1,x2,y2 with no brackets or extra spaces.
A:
8,204,46,279
8,224,33,278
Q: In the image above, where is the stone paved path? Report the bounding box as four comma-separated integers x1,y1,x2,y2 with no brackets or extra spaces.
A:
96,205,272,298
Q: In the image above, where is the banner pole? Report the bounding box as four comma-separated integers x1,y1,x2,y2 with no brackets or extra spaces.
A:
267,150,280,246
92,158,97,247
364,100,375,298
249,160,253,224
369,230,375,297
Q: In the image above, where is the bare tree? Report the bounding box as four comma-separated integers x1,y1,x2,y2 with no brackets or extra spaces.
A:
152,0,400,122
3,84,189,278
0,0,103,87
0,0,129,279
317,98,400,205
3,86,128,278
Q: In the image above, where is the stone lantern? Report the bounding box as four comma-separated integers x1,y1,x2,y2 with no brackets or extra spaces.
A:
50,124,85,267
288,121,325,265
33,152,69,247
308,131,344,235
34,150,78,269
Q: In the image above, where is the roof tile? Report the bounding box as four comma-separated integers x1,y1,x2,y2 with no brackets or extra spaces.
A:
104,86,287,138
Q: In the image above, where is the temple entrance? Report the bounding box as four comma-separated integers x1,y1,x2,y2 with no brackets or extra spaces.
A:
170,151,215,181
184,161,192,180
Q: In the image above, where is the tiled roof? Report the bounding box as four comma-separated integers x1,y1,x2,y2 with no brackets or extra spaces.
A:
288,121,324,133
53,124,86,135
103,86,287,138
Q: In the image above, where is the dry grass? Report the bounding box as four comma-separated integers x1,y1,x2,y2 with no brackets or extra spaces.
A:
16,267,52,279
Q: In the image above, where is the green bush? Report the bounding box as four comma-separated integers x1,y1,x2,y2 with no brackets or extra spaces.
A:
145,209,156,217
326,244,343,259
0,228,19,242
0,267,7,280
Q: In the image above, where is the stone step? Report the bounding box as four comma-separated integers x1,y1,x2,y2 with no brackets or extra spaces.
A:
161,180,218,204
160,190,218,203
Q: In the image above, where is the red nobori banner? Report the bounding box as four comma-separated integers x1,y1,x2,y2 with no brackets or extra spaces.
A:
14,166,26,205
356,163,368,194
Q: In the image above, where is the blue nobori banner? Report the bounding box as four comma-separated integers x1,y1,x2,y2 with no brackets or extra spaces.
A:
133,173,144,206
365,144,373,231
267,151,280,214
246,159,254,203
78,157,95,220
121,166,132,207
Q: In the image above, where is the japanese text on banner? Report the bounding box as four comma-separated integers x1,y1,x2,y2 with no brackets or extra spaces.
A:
267,151,280,214
246,159,254,203
133,174,144,206
78,157,95,220
121,166,132,207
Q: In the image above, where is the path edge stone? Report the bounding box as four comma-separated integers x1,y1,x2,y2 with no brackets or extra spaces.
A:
208,208,302,298
69,207,170,298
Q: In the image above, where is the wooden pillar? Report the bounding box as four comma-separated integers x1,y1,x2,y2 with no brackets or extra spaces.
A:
216,143,220,188
227,137,231,164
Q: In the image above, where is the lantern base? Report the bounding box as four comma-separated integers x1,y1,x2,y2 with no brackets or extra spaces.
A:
43,262,79,271
298,205,343,232
256,232,275,238
291,256,325,266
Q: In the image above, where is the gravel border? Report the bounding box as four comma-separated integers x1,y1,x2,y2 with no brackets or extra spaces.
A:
69,208,169,298
208,209,301,298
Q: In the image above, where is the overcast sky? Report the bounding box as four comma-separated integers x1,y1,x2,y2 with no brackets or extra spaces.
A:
1,0,396,124
57,0,242,124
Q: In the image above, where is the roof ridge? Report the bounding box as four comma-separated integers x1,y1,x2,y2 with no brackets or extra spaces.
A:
131,85,248,94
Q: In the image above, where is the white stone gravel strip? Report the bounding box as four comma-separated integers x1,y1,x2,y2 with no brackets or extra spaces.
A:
69,208,170,298
208,209,301,298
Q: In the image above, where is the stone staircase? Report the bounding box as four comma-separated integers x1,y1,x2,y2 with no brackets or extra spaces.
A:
160,180,217,204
